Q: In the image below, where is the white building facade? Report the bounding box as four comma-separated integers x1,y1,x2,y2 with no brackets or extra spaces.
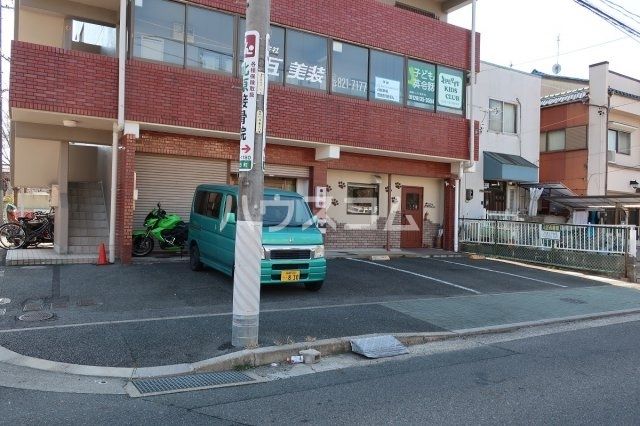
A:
460,62,542,219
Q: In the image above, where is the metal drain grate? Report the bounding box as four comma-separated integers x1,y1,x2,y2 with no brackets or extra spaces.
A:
351,335,409,359
17,312,54,322
132,371,255,395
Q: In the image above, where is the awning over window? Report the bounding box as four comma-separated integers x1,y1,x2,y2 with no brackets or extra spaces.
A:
483,151,538,183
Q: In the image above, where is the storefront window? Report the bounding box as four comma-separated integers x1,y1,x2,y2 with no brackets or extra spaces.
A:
133,0,185,66
407,59,435,110
436,66,464,114
331,41,368,98
186,6,234,74
285,29,328,91
347,183,379,215
238,20,285,84
369,50,404,104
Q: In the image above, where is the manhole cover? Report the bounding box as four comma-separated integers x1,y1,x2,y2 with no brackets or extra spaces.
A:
17,312,54,322
0,298,10,305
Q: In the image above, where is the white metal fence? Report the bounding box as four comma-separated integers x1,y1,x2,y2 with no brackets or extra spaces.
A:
460,219,634,255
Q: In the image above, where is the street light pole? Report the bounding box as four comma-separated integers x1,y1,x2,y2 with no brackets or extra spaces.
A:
231,0,270,348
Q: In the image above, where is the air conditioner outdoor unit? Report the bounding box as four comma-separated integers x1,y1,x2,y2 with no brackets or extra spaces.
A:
607,150,616,163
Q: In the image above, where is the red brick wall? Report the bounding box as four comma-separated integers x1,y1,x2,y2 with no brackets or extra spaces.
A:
188,0,480,71
127,61,474,159
116,134,137,264
10,42,118,118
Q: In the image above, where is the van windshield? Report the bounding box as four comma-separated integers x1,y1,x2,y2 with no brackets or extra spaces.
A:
263,194,313,228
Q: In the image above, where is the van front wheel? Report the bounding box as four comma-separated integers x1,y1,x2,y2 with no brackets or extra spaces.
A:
304,281,323,292
190,244,203,271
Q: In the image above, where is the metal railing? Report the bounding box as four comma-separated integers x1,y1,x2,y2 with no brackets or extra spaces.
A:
459,219,637,277
460,219,631,254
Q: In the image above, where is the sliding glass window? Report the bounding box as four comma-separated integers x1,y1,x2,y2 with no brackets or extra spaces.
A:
331,41,368,99
186,6,234,74
369,50,404,104
285,29,328,91
238,19,286,84
133,0,185,66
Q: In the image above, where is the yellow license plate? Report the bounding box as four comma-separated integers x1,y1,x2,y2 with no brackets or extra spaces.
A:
281,270,300,282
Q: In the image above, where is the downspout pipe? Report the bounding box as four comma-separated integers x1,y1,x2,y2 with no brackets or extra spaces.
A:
109,0,126,263
466,0,477,170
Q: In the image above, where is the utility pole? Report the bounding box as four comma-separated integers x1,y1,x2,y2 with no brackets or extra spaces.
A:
231,0,270,348
0,0,4,222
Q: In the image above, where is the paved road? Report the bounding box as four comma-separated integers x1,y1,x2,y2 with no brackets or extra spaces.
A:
2,319,640,424
0,257,614,366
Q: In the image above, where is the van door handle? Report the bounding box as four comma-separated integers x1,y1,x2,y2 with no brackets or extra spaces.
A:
191,223,201,230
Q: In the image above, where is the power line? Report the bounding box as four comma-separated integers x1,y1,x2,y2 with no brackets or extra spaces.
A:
573,0,640,43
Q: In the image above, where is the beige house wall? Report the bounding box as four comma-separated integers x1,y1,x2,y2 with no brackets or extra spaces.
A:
14,139,60,187
19,8,65,48
326,170,443,225
69,145,98,182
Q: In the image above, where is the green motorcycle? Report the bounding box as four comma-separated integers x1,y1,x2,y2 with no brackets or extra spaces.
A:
132,203,188,257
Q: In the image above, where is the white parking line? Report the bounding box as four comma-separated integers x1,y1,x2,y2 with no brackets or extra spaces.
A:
433,259,568,288
347,258,481,294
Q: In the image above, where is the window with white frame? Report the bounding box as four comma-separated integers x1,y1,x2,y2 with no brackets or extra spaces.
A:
608,129,631,155
347,183,379,215
488,99,517,134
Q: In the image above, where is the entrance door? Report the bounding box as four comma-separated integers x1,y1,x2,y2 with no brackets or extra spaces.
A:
400,186,423,248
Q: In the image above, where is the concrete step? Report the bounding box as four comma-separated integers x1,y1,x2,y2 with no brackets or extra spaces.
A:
69,203,106,213
68,196,105,205
68,189,103,197
69,227,109,238
70,212,108,221
69,182,102,190
69,236,108,246
68,245,100,255
69,219,109,228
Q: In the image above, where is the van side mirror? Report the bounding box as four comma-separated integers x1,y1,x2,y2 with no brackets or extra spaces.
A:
226,212,236,224
312,215,318,225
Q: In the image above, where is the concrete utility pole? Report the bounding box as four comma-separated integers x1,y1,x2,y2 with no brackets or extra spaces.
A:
231,0,270,348
0,0,4,222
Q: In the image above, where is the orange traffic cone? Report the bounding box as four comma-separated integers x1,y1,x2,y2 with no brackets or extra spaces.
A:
97,243,108,266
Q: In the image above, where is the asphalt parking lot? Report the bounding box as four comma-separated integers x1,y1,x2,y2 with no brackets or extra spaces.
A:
0,256,607,367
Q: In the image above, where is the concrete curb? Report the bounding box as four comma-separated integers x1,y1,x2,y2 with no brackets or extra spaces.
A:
2,307,640,379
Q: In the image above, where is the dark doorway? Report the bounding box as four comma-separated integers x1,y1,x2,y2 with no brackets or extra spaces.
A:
484,182,506,211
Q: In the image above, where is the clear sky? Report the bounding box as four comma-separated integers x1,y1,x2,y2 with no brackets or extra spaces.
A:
448,0,640,80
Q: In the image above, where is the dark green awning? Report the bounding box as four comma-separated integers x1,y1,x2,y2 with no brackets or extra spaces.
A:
483,151,538,183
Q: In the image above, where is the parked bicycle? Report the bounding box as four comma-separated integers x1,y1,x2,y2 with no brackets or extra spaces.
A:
0,209,55,250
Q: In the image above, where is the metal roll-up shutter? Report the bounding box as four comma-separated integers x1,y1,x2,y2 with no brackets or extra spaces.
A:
230,162,309,178
134,155,228,228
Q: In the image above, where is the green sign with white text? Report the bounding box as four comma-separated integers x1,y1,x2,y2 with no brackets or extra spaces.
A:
407,60,436,110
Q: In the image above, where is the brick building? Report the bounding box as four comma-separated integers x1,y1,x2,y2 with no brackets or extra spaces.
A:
10,0,478,262
538,62,640,224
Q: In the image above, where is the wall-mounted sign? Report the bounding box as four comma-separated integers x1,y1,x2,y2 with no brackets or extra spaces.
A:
540,224,561,240
437,67,464,110
407,61,435,108
286,62,326,84
239,30,259,171
374,77,400,102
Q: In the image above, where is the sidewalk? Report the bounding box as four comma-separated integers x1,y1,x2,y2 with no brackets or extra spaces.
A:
2,283,640,374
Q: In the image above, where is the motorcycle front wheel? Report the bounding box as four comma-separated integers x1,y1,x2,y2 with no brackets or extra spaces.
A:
0,223,27,249
132,236,154,257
